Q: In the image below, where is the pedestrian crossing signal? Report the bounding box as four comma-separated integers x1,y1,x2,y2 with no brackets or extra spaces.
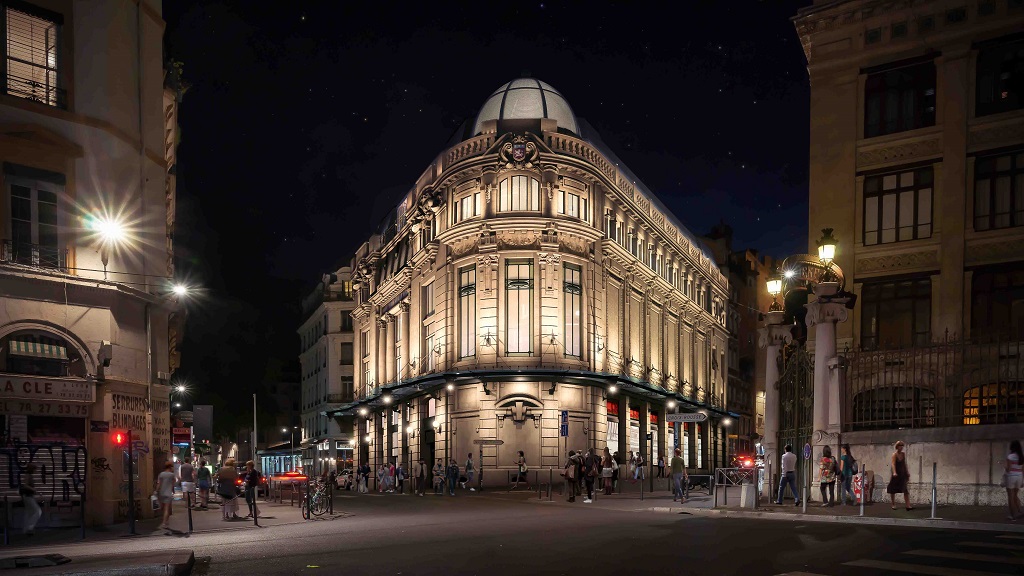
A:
112,431,128,446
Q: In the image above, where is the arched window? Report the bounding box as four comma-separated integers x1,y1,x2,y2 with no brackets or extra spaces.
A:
498,176,540,212
963,382,1024,425
851,386,935,430
0,330,85,377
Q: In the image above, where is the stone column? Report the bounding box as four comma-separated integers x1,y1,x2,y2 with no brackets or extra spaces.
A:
757,310,794,495
376,318,388,389
617,395,628,467
804,282,850,463
400,302,411,380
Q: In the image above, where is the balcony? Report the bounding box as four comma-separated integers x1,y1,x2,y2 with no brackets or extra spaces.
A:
6,72,67,110
1,240,68,272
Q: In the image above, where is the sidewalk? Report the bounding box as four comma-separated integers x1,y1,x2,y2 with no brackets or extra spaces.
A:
0,491,341,550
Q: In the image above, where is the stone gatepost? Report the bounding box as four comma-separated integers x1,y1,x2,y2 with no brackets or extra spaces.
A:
804,282,850,464
757,309,793,497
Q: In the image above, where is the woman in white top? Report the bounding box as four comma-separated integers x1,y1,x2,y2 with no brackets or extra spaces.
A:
1006,440,1023,520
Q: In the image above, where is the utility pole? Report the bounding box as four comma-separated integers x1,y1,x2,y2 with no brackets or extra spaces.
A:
252,393,258,467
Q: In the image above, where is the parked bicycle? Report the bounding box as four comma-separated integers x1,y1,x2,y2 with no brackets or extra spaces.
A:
301,477,332,519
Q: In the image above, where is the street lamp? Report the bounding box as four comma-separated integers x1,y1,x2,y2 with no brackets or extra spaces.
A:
283,426,297,472
86,214,127,279
766,272,783,312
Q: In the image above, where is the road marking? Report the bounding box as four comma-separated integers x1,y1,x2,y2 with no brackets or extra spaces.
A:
958,541,1024,551
845,559,1004,576
996,534,1024,540
904,549,1024,565
774,572,830,576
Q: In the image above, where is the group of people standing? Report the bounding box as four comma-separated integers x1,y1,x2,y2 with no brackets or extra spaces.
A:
559,447,676,503
776,443,873,507
349,454,477,496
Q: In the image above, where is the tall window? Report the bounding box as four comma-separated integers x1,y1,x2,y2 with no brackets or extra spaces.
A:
861,278,931,350
971,267,1024,340
560,188,588,219
424,329,436,372
4,4,63,108
340,313,353,332
563,263,582,358
452,191,481,224
605,211,617,240
394,313,403,377
340,343,354,365
498,176,540,211
974,150,1024,231
6,168,62,269
864,166,933,245
864,61,936,138
361,330,371,385
458,266,476,358
648,245,657,270
629,230,639,259
976,36,1024,117
422,280,434,318
505,259,533,355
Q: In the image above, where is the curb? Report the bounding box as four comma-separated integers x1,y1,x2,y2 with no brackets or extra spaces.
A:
649,506,1024,532
3,550,195,576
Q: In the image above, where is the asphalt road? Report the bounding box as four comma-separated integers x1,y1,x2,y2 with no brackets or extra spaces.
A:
181,493,1024,576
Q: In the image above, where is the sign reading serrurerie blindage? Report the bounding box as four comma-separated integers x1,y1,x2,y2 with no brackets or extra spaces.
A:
0,374,94,402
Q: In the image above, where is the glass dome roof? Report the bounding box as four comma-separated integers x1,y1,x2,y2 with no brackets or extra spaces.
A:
473,78,578,135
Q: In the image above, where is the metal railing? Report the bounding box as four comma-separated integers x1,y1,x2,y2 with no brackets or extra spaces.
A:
5,72,68,109
844,333,1024,430
713,467,758,508
1,240,68,272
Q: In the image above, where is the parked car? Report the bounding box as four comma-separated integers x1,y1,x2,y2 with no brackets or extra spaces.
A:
237,470,269,497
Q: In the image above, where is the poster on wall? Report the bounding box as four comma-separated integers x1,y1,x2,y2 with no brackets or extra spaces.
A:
606,421,619,451
629,425,639,455
151,397,170,453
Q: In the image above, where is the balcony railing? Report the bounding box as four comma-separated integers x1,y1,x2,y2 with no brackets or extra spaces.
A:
6,72,67,109
1,240,68,272
843,333,1024,431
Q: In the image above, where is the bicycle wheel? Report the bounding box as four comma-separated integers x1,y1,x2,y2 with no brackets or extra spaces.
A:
313,490,330,515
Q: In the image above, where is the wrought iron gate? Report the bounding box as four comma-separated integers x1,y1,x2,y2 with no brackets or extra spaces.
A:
776,346,813,467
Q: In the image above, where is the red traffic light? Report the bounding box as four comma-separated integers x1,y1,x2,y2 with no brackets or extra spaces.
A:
112,431,128,446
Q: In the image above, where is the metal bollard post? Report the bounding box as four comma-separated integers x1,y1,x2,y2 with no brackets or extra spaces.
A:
860,463,865,517
548,469,552,501
641,473,644,501
4,495,9,545
930,462,938,520
329,481,334,515
253,488,260,528
79,493,86,541
186,491,193,534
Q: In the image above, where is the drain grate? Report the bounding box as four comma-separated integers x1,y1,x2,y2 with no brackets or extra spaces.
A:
0,554,71,569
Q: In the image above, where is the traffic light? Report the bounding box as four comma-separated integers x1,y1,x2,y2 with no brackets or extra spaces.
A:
112,430,128,447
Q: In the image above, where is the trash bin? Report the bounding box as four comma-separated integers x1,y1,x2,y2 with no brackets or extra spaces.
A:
739,483,757,508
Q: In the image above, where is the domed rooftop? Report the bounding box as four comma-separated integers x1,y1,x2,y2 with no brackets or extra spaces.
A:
473,78,578,136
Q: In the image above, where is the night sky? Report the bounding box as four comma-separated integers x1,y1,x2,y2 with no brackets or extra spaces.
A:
162,1,813,434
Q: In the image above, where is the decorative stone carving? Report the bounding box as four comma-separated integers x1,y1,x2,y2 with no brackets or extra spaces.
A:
857,137,941,168
856,250,938,274
450,236,477,258
966,239,1024,266
538,252,561,266
813,429,839,446
399,301,410,313
805,300,849,327
496,230,541,250
968,119,1024,151
559,234,589,257
499,134,539,169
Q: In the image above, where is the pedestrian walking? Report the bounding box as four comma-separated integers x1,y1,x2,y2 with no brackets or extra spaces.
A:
886,441,913,510
19,464,41,536
377,463,386,493
243,460,261,518
464,453,475,491
775,444,800,506
217,458,240,520
839,444,857,505
396,462,405,494
196,460,211,509
447,458,459,496
1004,440,1023,520
602,447,614,495
512,451,529,490
156,461,176,531
433,459,444,495
179,460,195,505
657,454,665,478
670,448,688,502
388,461,396,493
563,450,578,502
414,459,426,496
632,452,646,482
611,451,620,491
818,446,837,507
583,448,600,503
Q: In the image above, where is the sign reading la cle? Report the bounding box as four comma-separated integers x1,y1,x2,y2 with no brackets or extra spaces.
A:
0,375,94,402
665,412,708,423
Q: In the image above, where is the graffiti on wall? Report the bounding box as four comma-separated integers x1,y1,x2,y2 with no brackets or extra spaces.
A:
0,443,86,505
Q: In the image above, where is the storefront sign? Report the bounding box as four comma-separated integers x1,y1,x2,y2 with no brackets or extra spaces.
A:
151,398,170,453
111,393,148,432
606,400,619,416
666,413,707,423
0,399,90,417
0,375,93,402
90,421,110,433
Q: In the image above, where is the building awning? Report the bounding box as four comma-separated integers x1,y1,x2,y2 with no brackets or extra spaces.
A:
8,337,67,360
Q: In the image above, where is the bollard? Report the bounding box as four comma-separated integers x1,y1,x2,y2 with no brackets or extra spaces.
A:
3,495,8,545
548,469,552,501
329,481,334,515
860,463,865,517
186,491,193,534
640,473,644,501
930,462,938,520
253,488,260,528
79,493,86,541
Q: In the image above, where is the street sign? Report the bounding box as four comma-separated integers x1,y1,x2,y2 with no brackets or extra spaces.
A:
666,413,707,423
473,439,505,445
560,424,568,437
560,410,568,425
177,411,193,424
90,420,109,433
803,443,812,460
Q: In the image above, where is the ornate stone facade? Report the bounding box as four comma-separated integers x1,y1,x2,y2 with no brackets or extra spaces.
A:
325,79,732,485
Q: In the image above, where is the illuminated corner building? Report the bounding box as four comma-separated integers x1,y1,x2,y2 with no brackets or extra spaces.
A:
0,1,184,524
327,79,731,486
297,267,357,476
794,0,1024,503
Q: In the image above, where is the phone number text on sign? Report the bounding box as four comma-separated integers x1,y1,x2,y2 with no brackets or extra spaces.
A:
0,400,90,417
